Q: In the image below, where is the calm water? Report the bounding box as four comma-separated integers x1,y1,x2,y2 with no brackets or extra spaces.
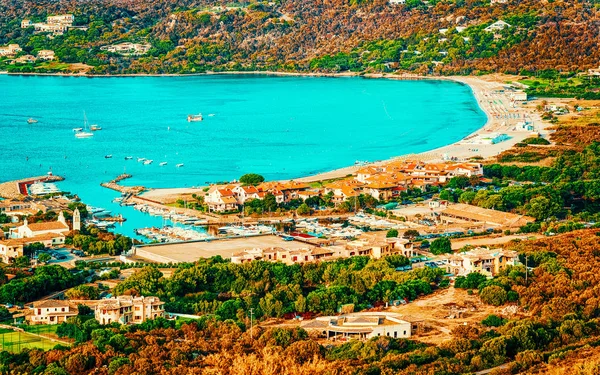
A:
0,74,486,238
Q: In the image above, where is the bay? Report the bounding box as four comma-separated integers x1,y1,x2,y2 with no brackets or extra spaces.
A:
0,74,486,238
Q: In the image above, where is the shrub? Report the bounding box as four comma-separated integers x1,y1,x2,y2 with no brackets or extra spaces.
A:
481,314,507,327
386,229,399,238
430,237,452,255
479,285,508,306
239,173,265,185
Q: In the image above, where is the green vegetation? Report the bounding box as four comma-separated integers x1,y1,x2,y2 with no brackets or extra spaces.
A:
112,257,444,318
239,173,265,185
386,228,399,238
429,237,452,255
0,265,86,304
0,328,63,352
523,74,600,99
65,285,100,300
475,143,600,227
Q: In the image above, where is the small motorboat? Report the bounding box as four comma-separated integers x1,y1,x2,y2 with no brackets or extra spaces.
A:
90,124,102,131
124,156,133,160
105,155,112,159
137,157,146,162
144,159,153,165
176,163,184,168
27,118,38,124
73,127,83,132
187,114,203,122
159,162,168,166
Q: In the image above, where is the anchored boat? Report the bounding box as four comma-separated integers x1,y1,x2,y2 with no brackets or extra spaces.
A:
27,118,38,124
187,113,203,122
74,111,94,138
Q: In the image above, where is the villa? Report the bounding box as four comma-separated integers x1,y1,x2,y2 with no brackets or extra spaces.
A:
100,42,152,55
441,247,519,277
205,186,239,212
21,14,76,36
95,296,165,325
301,312,412,340
37,50,56,61
13,55,36,64
0,239,25,264
28,300,78,325
0,44,22,57
484,20,511,32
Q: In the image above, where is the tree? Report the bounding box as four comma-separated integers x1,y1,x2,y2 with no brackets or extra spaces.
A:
439,190,453,202
526,196,561,221
239,173,265,185
403,229,420,239
263,193,278,212
479,285,508,306
430,237,452,255
455,272,487,289
37,253,52,264
66,285,100,300
482,314,507,327
14,256,30,268
386,229,398,238
296,203,310,216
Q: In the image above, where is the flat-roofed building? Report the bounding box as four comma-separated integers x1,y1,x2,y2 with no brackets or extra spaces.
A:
302,312,412,340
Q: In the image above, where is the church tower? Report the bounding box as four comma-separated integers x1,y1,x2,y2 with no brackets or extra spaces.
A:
73,208,81,231
58,211,66,226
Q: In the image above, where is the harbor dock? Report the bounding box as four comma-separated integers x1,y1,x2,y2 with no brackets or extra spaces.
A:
100,174,145,195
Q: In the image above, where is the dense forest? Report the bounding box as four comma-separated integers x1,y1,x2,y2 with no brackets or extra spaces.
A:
0,0,599,75
112,255,443,318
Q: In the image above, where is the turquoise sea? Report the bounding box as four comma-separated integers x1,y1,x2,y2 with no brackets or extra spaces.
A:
0,74,486,238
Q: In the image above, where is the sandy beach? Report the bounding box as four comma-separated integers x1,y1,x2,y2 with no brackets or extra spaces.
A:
292,74,551,183
137,73,550,197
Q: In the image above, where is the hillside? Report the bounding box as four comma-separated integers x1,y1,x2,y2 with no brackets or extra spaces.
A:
0,0,599,75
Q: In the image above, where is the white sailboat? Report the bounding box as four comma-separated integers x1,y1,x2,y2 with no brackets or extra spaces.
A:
75,111,94,138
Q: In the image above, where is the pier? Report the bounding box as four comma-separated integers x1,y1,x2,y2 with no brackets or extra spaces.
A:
100,174,145,195
0,174,65,199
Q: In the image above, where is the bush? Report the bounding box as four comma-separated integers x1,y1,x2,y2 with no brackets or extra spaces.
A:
430,237,452,255
239,173,265,185
522,137,550,145
455,272,487,289
403,229,420,239
479,285,508,306
481,314,507,327
386,229,398,238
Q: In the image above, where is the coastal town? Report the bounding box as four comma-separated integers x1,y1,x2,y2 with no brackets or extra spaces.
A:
1,0,600,372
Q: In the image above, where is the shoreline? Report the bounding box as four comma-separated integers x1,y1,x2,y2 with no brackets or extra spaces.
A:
139,74,550,197
0,70,550,194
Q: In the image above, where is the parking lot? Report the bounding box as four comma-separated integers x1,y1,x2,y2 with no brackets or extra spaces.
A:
35,248,86,265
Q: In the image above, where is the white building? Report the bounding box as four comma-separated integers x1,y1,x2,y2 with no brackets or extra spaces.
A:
37,50,56,61
484,20,511,32
302,312,412,340
10,211,70,246
95,296,165,325
442,247,519,277
29,300,78,325
0,239,25,264
100,42,152,55
389,0,406,4
0,44,22,57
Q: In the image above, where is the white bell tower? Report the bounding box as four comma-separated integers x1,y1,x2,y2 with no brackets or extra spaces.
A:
73,208,81,231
